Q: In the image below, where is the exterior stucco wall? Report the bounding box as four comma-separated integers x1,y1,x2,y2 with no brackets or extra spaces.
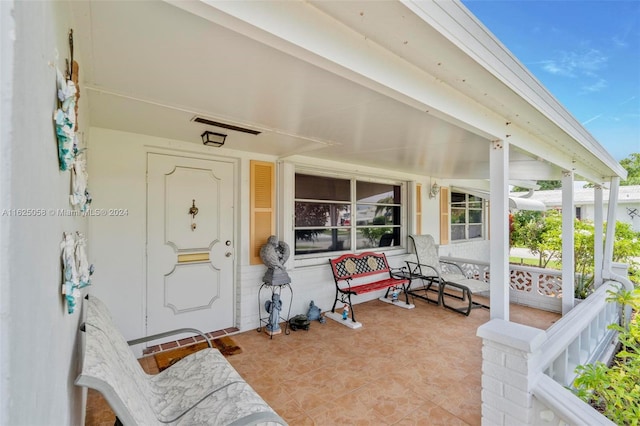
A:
1,1,88,424
88,128,435,355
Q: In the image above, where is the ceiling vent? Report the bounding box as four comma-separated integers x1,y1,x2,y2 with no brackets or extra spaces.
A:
192,117,261,135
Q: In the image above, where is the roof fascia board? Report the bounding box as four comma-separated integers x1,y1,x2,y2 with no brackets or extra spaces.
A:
507,131,609,184
402,0,625,179
164,0,623,182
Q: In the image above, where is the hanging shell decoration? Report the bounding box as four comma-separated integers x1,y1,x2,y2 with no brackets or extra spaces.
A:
61,231,94,314
54,68,77,171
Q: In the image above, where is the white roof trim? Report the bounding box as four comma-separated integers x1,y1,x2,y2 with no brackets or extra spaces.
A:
452,186,546,211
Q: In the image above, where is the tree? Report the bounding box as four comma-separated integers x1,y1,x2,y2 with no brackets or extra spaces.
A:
511,210,640,296
620,153,640,186
512,180,561,192
294,203,330,242
511,210,557,268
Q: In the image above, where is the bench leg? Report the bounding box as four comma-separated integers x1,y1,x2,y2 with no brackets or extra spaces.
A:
347,294,356,323
331,289,339,314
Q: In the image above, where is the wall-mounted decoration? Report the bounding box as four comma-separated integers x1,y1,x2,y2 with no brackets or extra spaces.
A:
54,30,81,171
53,29,92,211
54,67,77,171
69,151,92,212
61,231,94,314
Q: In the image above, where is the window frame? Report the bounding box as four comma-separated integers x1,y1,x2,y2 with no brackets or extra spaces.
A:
450,191,486,242
293,170,406,260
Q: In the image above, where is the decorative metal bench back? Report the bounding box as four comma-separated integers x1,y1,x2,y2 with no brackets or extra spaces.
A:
330,252,390,280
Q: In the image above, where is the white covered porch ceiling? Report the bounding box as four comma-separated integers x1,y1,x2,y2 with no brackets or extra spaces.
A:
71,0,624,183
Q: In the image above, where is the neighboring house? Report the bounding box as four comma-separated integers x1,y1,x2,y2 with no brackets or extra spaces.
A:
0,1,629,425
512,185,640,231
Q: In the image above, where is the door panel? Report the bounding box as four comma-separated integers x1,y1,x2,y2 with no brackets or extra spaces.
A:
147,153,234,338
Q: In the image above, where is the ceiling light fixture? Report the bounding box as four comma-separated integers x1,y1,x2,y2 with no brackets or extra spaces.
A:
201,131,226,147
193,117,261,135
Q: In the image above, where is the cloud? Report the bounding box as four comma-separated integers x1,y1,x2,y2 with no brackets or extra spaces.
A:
581,78,608,94
612,36,627,48
539,48,608,78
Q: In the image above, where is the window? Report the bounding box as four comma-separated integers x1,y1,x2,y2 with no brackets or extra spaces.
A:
450,191,485,241
294,173,403,255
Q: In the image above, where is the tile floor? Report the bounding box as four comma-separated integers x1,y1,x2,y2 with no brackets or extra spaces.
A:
85,296,560,425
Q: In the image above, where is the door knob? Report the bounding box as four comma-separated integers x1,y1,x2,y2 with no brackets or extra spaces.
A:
225,252,232,257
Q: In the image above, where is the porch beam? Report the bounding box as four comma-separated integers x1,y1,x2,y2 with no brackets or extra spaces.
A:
561,171,575,315
603,177,620,273
593,185,604,288
489,140,509,320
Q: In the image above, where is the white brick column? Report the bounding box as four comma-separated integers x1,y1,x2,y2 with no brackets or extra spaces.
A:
477,319,547,425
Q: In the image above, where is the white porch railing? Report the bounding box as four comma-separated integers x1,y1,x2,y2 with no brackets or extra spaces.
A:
477,280,623,425
441,256,562,312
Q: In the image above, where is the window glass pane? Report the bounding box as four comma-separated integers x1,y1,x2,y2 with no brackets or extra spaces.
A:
295,174,350,201
451,192,465,203
294,173,403,256
356,181,399,203
295,229,350,254
355,204,397,225
356,227,398,249
451,208,466,224
294,202,350,227
468,209,483,223
469,225,482,239
451,225,465,241
449,191,485,241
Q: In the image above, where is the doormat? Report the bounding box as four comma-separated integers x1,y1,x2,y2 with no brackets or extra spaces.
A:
154,336,242,371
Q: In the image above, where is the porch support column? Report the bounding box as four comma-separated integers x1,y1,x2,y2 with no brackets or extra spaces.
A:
593,185,604,288
489,140,509,320
561,171,575,315
603,177,620,273
477,320,547,425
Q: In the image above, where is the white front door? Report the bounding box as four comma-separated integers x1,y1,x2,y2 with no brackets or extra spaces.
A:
146,153,235,338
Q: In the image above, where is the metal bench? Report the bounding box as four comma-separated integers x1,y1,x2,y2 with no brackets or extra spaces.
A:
327,252,413,328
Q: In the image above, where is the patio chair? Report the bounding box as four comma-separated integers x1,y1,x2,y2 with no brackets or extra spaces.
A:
378,233,395,247
405,234,489,315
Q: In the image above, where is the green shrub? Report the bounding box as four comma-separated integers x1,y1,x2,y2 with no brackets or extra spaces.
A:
573,286,640,425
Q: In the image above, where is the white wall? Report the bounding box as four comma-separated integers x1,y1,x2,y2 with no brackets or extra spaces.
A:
88,128,439,353
88,128,249,343
1,1,88,424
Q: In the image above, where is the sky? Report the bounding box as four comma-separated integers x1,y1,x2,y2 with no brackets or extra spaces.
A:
462,0,640,162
